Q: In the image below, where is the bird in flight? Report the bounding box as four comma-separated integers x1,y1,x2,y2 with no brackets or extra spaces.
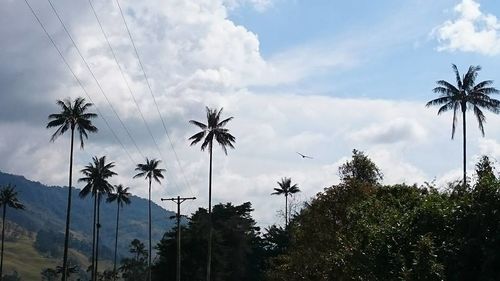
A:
297,152,313,159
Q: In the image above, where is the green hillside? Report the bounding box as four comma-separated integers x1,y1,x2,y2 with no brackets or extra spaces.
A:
0,171,176,260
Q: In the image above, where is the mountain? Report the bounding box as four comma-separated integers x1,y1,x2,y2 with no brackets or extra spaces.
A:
0,170,176,261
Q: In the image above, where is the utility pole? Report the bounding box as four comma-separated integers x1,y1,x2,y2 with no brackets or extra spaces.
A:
161,196,196,281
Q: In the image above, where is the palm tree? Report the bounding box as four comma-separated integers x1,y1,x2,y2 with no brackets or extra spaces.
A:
271,178,300,227
188,107,236,281
107,184,131,280
133,158,165,281
47,97,97,281
79,156,116,281
0,184,24,278
426,64,500,187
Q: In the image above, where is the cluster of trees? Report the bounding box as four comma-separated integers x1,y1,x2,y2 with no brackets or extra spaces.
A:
267,152,500,280
43,97,236,281
1,64,499,280
147,151,500,281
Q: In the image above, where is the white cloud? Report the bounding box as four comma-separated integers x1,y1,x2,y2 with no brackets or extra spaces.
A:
433,0,500,55
223,0,274,12
3,0,500,227
349,118,427,145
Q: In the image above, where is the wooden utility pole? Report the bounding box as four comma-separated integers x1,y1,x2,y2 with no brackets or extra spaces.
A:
161,196,196,281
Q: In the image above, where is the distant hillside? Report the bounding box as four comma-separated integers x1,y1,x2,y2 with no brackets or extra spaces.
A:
0,171,175,260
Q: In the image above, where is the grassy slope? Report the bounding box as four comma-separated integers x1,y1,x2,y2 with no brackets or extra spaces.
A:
2,235,112,280
3,237,57,280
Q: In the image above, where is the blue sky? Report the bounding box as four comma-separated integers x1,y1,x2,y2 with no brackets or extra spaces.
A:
228,0,500,100
3,0,500,225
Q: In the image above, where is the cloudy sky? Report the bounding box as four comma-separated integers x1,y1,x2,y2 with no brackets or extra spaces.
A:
2,0,500,226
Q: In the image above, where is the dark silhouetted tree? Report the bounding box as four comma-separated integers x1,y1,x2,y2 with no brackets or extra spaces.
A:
107,184,131,279
426,64,500,187
79,156,116,281
189,107,236,281
0,184,24,279
47,97,97,281
133,158,164,281
271,178,300,227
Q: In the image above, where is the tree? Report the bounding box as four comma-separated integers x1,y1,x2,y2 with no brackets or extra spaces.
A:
79,156,116,281
106,184,131,279
426,64,500,187
339,149,383,186
271,178,300,227
120,239,148,281
41,268,58,281
47,97,97,281
188,107,236,281
133,158,165,281
153,202,263,281
0,184,24,279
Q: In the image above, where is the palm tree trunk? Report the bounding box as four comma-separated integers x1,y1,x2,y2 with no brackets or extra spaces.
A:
94,193,101,280
91,193,97,281
462,108,467,189
61,127,75,281
206,141,213,281
148,178,152,281
0,204,7,279
285,195,288,228
113,201,120,280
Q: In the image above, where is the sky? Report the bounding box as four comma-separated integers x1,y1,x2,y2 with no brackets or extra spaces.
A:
2,0,500,226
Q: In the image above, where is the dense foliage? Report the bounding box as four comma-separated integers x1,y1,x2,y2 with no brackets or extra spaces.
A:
267,153,500,280
150,151,500,281
152,202,264,281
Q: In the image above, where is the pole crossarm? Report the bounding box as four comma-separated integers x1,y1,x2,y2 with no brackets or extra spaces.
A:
161,196,196,281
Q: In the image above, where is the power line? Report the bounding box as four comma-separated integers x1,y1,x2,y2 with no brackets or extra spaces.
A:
23,0,136,165
46,0,146,160
86,0,181,192
87,0,167,164
114,0,195,197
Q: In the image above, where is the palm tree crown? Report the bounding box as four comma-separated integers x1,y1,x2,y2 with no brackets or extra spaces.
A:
107,184,131,206
272,177,300,197
272,177,300,227
426,64,500,138
0,184,24,279
133,158,165,183
47,97,98,148
189,107,236,154
79,156,117,197
0,185,24,210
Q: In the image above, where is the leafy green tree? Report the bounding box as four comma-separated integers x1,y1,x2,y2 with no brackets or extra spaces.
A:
154,202,262,281
133,158,165,281
41,268,58,281
271,178,300,227
189,107,236,281
120,239,148,281
47,97,97,280
339,149,382,186
106,184,131,279
426,64,500,187
0,184,24,279
79,156,116,281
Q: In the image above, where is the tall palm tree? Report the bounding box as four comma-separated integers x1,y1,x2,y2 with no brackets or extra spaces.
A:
79,156,116,281
188,107,236,281
133,158,165,281
271,178,300,227
47,97,97,281
0,184,24,279
107,184,131,280
426,64,500,187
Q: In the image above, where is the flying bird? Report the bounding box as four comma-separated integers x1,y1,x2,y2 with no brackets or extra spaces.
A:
297,152,313,159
